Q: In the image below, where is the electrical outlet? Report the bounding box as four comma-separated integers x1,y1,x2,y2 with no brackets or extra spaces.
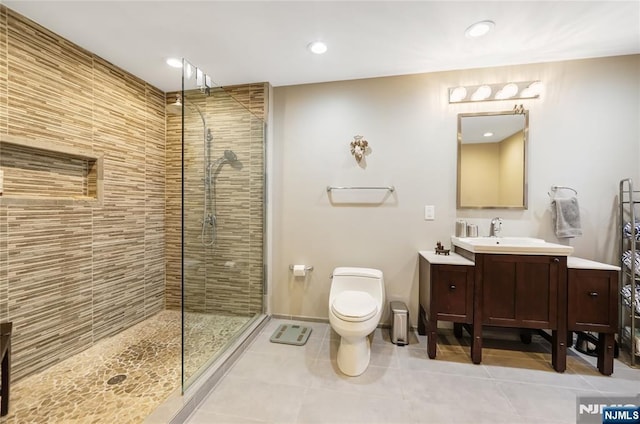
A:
424,205,435,220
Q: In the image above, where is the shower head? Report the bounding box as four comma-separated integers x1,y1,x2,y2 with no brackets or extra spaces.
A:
223,150,237,163
166,95,182,115
209,150,238,170
166,102,182,115
166,95,206,128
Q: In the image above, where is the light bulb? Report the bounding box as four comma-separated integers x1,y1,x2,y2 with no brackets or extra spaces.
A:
471,85,492,101
521,81,543,97
449,87,467,102
495,83,518,99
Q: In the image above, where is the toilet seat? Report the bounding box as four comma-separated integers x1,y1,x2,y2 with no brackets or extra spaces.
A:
331,290,377,322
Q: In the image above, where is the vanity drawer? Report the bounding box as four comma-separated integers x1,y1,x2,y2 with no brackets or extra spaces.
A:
567,268,618,332
432,265,473,321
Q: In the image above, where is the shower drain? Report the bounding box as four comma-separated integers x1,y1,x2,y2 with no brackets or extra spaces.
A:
106,374,127,385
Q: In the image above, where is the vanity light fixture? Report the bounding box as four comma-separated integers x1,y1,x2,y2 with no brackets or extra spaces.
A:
449,81,543,104
471,85,492,101
308,41,328,55
495,82,518,99
520,81,543,98
449,86,467,102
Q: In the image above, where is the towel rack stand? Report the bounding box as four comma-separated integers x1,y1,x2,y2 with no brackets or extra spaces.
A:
326,185,395,192
548,185,577,197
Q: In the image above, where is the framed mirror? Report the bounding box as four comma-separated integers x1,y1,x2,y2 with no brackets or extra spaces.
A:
457,110,528,209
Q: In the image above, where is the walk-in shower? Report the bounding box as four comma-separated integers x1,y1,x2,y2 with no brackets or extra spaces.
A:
165,59,267,395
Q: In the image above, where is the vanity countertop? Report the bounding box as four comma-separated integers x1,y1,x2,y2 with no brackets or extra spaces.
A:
419,251,474,266
567,256,621,271
451,236,574,256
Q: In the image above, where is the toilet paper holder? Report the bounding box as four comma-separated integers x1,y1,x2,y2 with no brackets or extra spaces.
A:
289,265,314,272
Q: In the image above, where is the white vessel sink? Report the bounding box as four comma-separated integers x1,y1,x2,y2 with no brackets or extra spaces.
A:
451,236,574,255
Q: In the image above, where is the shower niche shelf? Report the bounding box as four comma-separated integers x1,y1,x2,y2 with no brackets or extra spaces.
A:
0,134,103,206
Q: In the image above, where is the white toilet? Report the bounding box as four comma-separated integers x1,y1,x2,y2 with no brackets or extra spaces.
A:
328,267,385,376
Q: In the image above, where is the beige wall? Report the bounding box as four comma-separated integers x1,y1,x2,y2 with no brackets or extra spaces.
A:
498,131,525,206
460,142,501,206
271,55,640,324
0,6,165,380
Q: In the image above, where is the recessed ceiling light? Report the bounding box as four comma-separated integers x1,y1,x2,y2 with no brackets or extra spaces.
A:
166,57,183,68
483,132,494,137
308,41,328,55
465,20,495,38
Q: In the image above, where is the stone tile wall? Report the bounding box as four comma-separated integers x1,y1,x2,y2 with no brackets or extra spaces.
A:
165,85,266,316
0,6,166,381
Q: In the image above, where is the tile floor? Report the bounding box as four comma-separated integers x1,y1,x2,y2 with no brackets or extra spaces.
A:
185,319,640,424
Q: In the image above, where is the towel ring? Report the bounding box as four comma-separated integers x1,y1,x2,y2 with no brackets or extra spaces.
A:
548,185,577,197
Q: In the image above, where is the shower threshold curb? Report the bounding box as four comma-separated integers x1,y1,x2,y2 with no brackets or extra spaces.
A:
143,314,270,424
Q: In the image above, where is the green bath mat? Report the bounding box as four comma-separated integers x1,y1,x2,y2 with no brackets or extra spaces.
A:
269,324,312,346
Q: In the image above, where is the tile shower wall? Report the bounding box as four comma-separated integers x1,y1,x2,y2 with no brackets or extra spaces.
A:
165,85,266,316
0,6,166,381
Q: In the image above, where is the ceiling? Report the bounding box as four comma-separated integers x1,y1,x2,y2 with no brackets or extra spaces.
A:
4,1,640,93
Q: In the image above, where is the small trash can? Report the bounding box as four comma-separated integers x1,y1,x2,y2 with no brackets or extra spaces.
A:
389,301,409,346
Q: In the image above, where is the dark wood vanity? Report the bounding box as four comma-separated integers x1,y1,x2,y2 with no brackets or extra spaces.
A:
417,253,476,361
566,258,619,375
418,250,619,375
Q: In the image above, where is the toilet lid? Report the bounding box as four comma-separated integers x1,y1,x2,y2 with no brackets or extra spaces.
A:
331,291,377,322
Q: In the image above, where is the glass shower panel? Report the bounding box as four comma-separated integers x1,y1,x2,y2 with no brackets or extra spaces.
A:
180,60,265,389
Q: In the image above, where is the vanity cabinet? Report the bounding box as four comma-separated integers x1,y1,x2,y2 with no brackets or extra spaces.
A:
473,253,567,371
418,252,476,360
420,244,619,375
567,268,617,332
567,257,619,375
480,254,562,329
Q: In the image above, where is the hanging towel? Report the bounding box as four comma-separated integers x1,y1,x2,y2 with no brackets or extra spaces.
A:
551,196,582,238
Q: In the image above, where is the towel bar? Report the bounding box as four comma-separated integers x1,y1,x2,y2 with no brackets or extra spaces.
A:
548,185,577,196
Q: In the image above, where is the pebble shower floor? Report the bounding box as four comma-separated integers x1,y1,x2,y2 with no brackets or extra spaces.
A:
2,310,249,423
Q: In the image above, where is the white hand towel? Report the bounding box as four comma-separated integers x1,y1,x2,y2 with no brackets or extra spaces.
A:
551,196,582,238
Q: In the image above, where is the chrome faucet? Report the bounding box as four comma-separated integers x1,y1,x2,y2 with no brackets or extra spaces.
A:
489,217,502,237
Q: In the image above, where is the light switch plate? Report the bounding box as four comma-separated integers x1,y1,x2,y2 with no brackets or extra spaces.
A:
424,205,435,220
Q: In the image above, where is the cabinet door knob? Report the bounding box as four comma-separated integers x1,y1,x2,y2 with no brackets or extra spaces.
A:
449,284,456,290
553,257,560,263
588,292,598,297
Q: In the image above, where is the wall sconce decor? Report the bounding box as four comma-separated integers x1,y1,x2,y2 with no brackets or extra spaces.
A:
449,81,542,104
350,135,369,163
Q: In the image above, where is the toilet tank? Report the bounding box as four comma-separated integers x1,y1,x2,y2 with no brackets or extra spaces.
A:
330,267,384,302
